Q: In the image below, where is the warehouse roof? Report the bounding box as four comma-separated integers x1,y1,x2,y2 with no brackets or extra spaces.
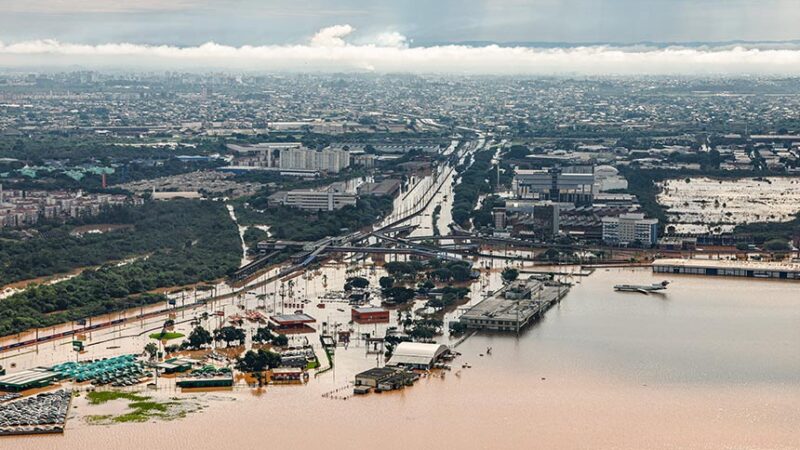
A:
387,342,448,367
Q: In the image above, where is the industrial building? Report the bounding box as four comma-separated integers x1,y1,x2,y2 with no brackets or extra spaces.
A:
386,342,449,370
269,313,316,333
176,368,233,388
351,307,390,324
155,357,199,374
652,259,800,280
602,213,659,246
269,181,358,211
513,167,595,204
270,367,306,384
0,368,59,392
354,366,417,392
459,278,569,332
357,179,401,197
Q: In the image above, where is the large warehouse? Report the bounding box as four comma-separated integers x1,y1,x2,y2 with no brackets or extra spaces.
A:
387,342,449,370
0,367,59,392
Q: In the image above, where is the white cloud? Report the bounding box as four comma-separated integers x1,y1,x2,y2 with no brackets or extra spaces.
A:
373,32,408,48
2,25,800,74
309,25,355,47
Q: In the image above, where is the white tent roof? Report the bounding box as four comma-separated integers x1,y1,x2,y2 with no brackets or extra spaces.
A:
388,342,448,367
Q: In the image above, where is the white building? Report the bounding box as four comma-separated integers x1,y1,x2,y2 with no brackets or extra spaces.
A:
269,183,357,211
593,165,629,192
386,342,449,370
226,142,302,168
602,213,659,246
279,148,350,173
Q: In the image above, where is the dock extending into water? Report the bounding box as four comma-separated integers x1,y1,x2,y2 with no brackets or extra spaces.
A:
459,278,569,332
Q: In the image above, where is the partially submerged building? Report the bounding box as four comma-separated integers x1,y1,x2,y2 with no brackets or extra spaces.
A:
386,342,449,370
0,368,59,392
269,313,316,333
351,307,390,324
459,277,569,332
354,366,418,392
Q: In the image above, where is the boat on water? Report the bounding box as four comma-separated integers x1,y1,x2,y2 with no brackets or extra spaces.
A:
614,280,670,294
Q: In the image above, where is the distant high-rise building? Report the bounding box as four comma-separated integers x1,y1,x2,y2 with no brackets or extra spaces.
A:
279,147,350,173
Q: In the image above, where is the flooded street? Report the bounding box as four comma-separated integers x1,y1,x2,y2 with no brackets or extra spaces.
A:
5,267,800,449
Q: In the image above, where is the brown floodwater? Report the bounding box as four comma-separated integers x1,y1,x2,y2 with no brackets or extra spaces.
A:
4,267,799,449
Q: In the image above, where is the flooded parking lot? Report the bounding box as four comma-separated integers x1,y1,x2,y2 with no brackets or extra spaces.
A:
657,176,800,234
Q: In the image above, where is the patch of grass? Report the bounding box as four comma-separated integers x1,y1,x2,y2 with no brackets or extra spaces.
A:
148,332,185,341
85,414,112,424
306,359,319,370
114,401,177,423
86,391,148,405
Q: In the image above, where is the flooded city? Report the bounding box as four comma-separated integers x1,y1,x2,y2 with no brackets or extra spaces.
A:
3,267,799,449
3,12,800,448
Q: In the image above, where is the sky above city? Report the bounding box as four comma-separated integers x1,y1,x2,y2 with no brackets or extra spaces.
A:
1,0,800,73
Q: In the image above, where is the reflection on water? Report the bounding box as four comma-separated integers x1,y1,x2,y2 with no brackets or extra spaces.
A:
5,268,800,449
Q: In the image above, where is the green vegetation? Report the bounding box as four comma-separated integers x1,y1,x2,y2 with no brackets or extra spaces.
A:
236,348,282,372
449,321,468,335
344,276,370,290
431,205,442,236
87,391,147,405
382,286,417,305
383,259,474,283
763,238,791,251
144,342,159,359
253,327,288,347
734,213,800,243
472,195,504,229
452,149,495,227
0,135,223,162
185,326,213,350
426,286,470,309
501,268,519,283
114,400,178,423
213,326,246,347
243,227,270,252
402,317,444,341
85,391,188,424
233,196,393,241
148,332,185,341
617,167,669,224
1,199,239,286
0,200,241,337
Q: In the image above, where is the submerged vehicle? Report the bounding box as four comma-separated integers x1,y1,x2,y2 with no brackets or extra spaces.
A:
614,280,670,294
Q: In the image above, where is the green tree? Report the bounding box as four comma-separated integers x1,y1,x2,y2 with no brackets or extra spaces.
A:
379,276,394,290
144,342,159,360
187,326,212,349
346,276,370,289
501,268,519,283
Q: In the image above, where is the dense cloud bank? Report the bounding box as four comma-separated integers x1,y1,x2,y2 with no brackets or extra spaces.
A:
2,25,800,74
